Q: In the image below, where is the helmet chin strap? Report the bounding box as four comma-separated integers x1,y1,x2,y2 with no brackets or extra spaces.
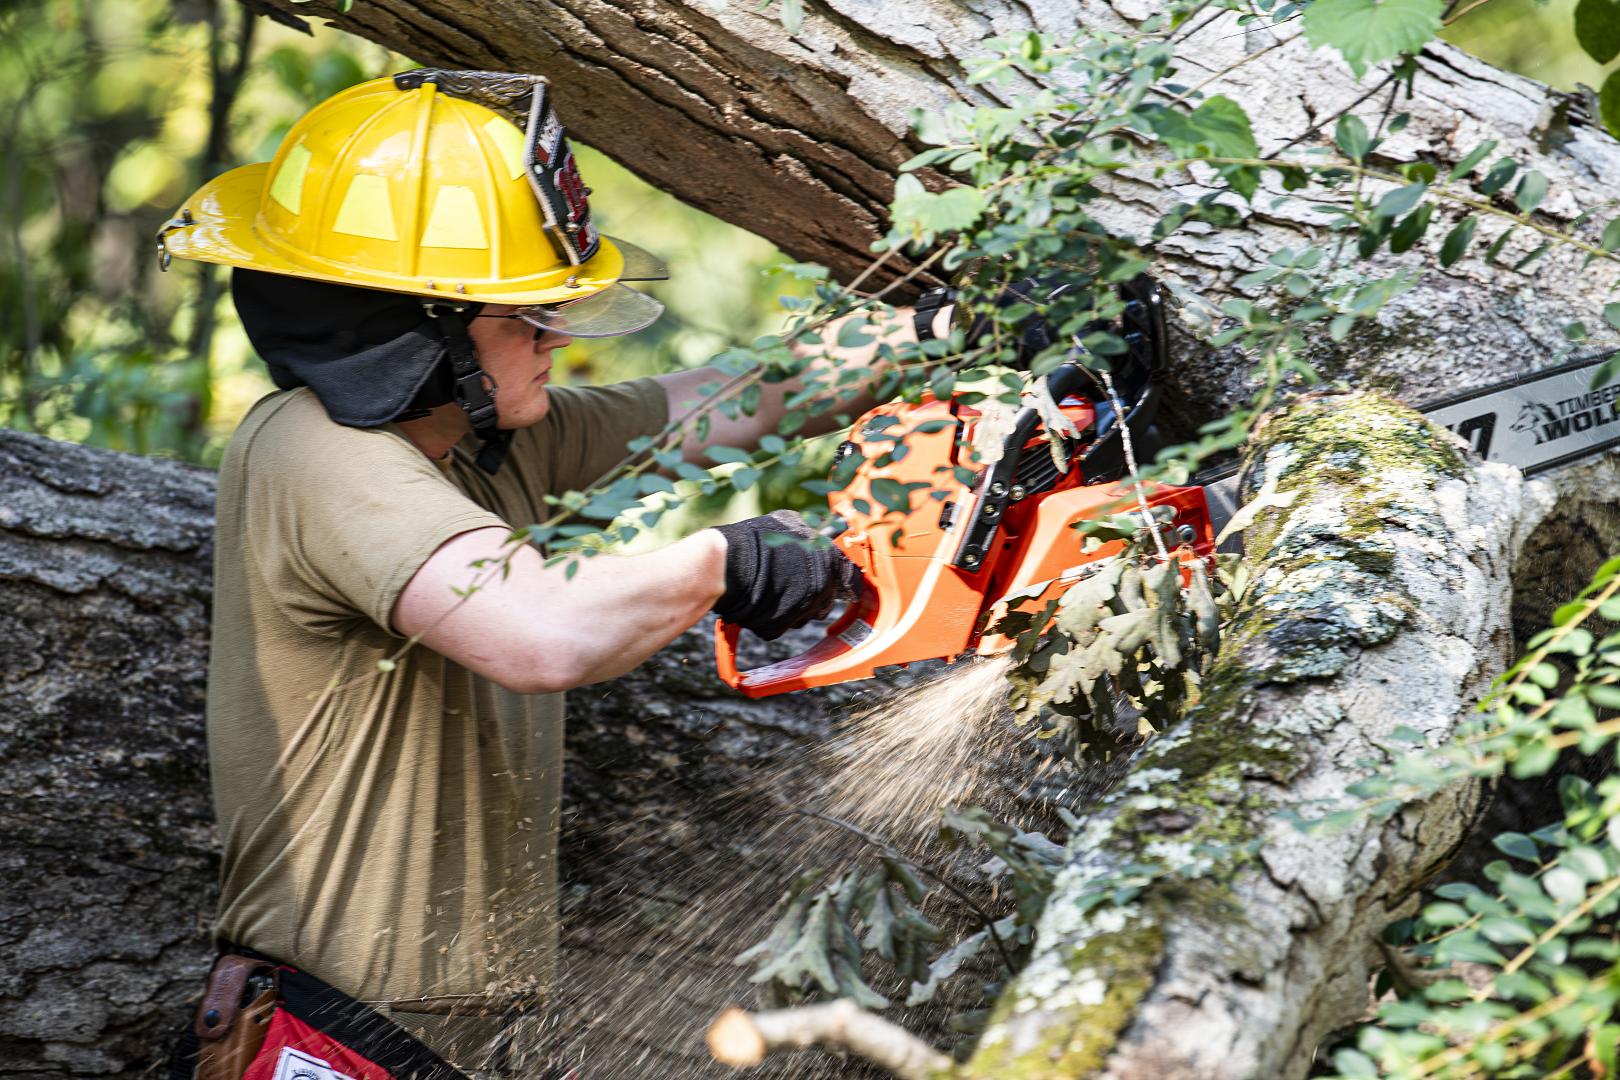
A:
428,304,514,474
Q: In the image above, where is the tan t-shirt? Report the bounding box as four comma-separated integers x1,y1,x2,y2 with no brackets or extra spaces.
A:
205,382,667,1037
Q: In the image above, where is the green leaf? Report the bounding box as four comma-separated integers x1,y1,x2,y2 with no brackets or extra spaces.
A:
1576,0,1620,64
1421,901,1470,926
1484,224,1517,263
1590,1025,1620,1077
1335,113,1372,163
1375,1000,1432,1027
1389,204,1434,253
779,0,804,35
1514,170,1549,214
1423,978,1474,1002
1586,684,1620,713
1606,303,1620,331
1544,865,1587,905
869,477,929,514
1599,71,1620,141
1332,1047,1378,1078
1564,844,1610,881
1512,738,1558,778
904,923,996,1006
1303,0,1444,78
1433,931,1502,965
1478,916,1537,945
1374,181,1428,220
1601,217,1620,253
836,319,875,348
1439,215,1477,267
1494,831,1540,862
1479,157,1519,196
1447,140,1498,182
890,174,986,238
1147,97,1260,191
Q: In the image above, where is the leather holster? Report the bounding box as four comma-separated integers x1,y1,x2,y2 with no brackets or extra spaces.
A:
192,955,279,1080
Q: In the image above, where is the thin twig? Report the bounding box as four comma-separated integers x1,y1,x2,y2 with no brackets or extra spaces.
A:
1411,986,1583,1078
1164,35,1286,107
1475,873,1620,1001
1098,365,1170,561
1266,70,1400,156
1443,0,1497,25
707,1000,949,1079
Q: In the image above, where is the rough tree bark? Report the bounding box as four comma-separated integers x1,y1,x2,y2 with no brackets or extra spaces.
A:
7,0,1620,1076
0,433,216,1080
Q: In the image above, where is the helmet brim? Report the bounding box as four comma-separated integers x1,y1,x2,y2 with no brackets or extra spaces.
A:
516,282,664,339
603,235,669,282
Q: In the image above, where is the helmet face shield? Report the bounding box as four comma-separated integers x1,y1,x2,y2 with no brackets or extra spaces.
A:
517,282,664,339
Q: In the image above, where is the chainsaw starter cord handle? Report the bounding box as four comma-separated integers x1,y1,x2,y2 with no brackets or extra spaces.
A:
711,510,864,641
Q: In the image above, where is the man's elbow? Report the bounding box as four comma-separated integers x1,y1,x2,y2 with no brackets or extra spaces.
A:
484,639,593,696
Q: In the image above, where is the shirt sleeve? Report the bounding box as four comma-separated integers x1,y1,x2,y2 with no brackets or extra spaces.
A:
525,377,670,495
243,394,509,636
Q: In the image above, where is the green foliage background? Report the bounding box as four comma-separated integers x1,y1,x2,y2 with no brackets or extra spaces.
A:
1445,0,1614,94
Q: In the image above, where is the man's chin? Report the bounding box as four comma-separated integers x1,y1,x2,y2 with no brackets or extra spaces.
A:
498,386,551,429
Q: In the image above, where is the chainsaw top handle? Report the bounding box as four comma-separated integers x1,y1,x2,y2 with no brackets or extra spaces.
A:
913,273,1167,482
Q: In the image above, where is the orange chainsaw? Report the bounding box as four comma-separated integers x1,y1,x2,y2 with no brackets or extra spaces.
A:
716,277,1219,698
716,271,1620,697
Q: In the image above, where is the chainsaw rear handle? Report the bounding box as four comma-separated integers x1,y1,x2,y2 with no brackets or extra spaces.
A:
715,619,744,687
714,594,872,697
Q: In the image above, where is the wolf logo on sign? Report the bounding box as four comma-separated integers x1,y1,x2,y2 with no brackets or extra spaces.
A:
1509,401,1559,445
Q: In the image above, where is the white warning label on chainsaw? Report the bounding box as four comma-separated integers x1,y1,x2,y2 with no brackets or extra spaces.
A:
838,619,874,647
272,1047,357,1080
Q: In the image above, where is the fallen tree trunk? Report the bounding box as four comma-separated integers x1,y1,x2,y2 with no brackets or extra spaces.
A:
0,432,217,1080
960,391,1551,1079
254,1,1620,434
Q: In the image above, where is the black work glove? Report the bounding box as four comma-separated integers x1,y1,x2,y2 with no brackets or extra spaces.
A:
711,510,864,641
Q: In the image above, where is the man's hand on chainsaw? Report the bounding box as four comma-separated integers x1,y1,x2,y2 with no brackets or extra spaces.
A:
711,510,864,641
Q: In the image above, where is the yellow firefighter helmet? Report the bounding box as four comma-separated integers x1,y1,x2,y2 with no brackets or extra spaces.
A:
157,70,664,337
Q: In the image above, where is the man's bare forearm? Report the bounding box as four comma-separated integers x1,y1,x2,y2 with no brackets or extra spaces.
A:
394,526,728,694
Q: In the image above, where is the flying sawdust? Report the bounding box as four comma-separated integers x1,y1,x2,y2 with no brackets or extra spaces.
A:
515,653,1127,1079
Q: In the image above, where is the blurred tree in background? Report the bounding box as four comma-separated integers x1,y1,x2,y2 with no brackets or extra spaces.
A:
0,0,807,465
0,0,1607,465
1444,0,1615,94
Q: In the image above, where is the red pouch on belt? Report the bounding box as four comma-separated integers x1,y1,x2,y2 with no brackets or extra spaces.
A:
187,951,464,1080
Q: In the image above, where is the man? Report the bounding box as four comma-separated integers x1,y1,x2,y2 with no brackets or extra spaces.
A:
158,70,898,1080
